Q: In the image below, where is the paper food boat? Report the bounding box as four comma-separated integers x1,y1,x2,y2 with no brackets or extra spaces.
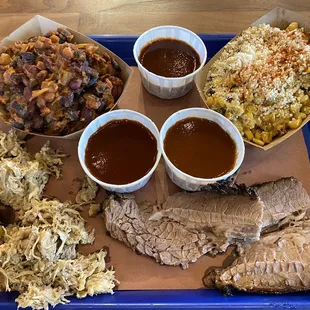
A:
0,15,133,139
195,7,310,150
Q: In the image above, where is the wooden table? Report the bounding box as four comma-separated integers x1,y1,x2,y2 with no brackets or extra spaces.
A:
0,0,310,38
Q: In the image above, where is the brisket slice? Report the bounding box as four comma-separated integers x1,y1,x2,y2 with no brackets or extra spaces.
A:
149,191,264,244
104,195,230,269
253,177,310,228
104,191,264,269
152,177,309,235
204,218,310,294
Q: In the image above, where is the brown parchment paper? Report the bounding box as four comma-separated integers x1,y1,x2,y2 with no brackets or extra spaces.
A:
1,67,309,290
195,7,310,151
0,15,133,139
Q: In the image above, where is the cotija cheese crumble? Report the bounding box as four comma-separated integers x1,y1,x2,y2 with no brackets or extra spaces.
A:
203,23,310,146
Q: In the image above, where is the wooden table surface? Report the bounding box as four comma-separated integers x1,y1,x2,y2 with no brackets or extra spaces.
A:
0,0,310,38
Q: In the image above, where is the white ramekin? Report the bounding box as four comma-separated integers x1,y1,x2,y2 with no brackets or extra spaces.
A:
78,110,161,193
160,108,245,191
133,26,207,99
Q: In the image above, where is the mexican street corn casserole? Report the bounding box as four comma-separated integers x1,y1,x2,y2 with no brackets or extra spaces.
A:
203,22,310,146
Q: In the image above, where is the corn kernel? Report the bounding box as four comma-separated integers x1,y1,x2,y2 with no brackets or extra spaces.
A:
276,123,286,132
300,95,309,103
288,118,302,129
225,110,232,119
244,129,254,141
253,138,265,146
266,123,273,131
261,131,272,144
217,97,227,108
269,113,276,123
255,131,262,140
302,106,310,114
206,97,214,107
287,22,299,31
303,99,310,106
247,105,257,113
294,89,304,97
295,112,307,120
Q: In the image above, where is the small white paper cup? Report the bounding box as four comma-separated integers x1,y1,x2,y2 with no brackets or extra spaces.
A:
133,26,207,99
78,110,161,193
160,108,245,191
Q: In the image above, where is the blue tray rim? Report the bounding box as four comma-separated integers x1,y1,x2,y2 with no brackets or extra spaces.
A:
1,33,310,310
2,289,310,309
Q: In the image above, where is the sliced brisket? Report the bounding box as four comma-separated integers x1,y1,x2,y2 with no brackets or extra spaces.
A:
253,177,310,228
104,190,264,268
105,195,233,269
149,191,264,244
104,177,309,270
204,218,310,294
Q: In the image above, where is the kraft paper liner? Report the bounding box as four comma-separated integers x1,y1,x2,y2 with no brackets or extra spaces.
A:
0,15,133,139
195,7,310,151
1,67,308,290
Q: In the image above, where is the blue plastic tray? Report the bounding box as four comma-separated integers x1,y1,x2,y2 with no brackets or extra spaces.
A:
1,34,310,310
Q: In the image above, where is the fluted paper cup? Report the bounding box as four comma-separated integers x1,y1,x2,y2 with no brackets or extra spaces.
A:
78,110,161,193
133,26,207,99
160,108,245,191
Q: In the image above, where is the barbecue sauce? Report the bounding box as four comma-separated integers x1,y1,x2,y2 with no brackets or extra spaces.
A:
139,38,200,77
85,119,157,185
164,117,236,178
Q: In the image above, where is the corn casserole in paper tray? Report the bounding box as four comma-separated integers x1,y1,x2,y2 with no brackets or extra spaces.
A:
196,8,310,150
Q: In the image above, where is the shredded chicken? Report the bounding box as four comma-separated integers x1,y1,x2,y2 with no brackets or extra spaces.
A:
0,130,25,158
0,153,50,216
75,176,98,204
75,176,101,217
2,250,115,309
0,130,116,310
0,133,66,219
35,141,68,179
88,203,101,217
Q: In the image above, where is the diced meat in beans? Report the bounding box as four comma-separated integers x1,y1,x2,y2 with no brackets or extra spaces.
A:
0,27,124,135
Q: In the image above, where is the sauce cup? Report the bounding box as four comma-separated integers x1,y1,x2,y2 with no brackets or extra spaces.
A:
160,108,245,191
133,26,207,99
78,110,161,193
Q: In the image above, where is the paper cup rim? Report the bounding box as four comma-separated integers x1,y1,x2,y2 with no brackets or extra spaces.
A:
159,107,245,183
133,25,207,81
78,109,162,190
